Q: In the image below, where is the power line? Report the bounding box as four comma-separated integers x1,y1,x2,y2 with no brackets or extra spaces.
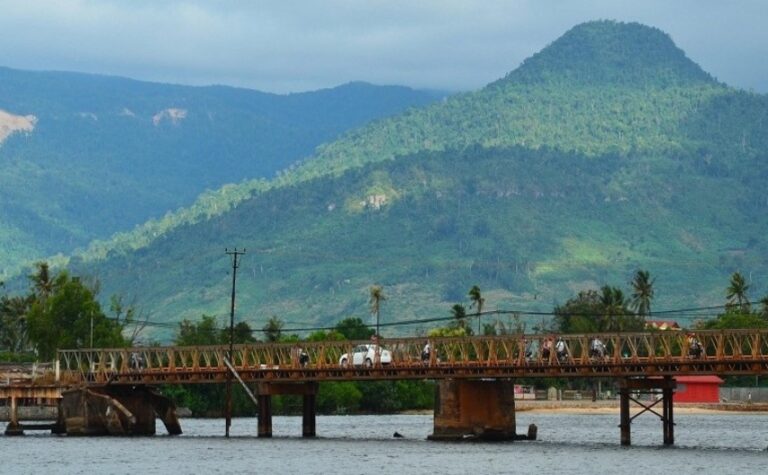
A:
117,302,741,336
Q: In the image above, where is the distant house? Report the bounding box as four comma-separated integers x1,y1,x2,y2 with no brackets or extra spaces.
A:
646,320,681,331
674,376,724,403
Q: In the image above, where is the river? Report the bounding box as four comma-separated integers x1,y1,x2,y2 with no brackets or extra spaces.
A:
4,413,767,474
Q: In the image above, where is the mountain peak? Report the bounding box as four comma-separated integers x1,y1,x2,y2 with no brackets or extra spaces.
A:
502,20,715,87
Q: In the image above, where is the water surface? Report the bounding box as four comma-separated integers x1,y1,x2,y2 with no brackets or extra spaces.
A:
4,413,767,474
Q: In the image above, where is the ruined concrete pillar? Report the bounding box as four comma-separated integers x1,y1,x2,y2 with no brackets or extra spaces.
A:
430,379,518,440
59,385,181,436
4,396,23,436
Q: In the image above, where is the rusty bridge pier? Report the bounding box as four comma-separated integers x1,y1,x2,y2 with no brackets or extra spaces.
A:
619,377,675,446
430,379,534,441
256,382,318,438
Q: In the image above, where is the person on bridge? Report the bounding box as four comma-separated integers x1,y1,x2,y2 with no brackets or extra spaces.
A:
687,333,703,358
421,342,431,364
130,352,144,370
555,337,568,362
523,338,537,362
542,337,553,360
590,337,607,360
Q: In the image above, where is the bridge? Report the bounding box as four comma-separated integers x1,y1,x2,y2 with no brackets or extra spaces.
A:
5,329,768,444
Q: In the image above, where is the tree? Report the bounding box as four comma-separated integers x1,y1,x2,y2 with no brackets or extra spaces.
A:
468,285,486,335
26,271,126,359
263,315,284,342
307,329,346,342
630,270,655,318
369,285,386,338
334,317,374,340
726,272,750,310
554,287,644,334
0,294,32,353
450,303,471,333
599,285,631,331
176,315,221,346
699,309,768,330
109,295,149,346
232,321,257,344
29,262,54,299
760,296,768,319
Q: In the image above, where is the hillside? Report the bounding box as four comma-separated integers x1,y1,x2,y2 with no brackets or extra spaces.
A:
0,69,438,275
13,21,768,338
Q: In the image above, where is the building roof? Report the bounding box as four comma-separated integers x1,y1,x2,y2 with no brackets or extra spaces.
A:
646,320,681,331
675,375,724,384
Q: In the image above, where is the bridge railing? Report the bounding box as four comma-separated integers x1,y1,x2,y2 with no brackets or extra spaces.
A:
56,329,768,383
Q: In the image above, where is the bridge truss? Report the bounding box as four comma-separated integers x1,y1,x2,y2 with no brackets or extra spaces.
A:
56,329,768,385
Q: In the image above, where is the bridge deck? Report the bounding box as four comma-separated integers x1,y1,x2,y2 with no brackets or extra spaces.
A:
55,330,768,385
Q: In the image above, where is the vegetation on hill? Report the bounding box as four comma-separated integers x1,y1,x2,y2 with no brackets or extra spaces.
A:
64,140,767,337
4,20,768,335
0,68,438,274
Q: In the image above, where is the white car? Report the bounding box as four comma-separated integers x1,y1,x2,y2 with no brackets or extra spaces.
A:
339,344,392,368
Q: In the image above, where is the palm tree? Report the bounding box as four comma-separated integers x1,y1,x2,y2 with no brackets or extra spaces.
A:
726,272,750,310
600,286,628,331
450,304,468,331
468,285,485,334
0,295,31,353
369,285,386,339
630,270,655,318
29,262,54,298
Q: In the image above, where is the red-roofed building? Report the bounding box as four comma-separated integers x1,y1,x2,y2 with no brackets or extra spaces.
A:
674,376,724,403
646,320,681,331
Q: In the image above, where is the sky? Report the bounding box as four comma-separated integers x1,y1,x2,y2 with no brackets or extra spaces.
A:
0,0,766,94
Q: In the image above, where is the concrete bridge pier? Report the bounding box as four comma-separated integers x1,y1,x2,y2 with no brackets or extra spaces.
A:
4,397,22,436
60,385,181,436
256,382,318,438
430,379,530,441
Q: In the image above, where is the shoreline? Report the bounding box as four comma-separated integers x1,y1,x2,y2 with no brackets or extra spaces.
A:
514,400,768,415
402,401,768,416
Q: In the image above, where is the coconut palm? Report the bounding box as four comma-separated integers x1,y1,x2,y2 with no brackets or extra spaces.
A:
29,262,54,298
600,286,628,331
0,295,31,353
630,270,655,318
369,285,386,339
468,285,485,334
726,272,750,310
450,303,468,331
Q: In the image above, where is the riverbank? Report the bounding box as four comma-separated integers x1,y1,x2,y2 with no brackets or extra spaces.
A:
515,400,768,414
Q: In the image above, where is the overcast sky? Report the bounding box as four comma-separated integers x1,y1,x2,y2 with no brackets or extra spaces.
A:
0,0,766,94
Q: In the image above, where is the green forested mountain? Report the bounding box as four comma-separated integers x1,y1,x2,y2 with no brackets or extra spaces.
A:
11,20,768,338
0,69,438,274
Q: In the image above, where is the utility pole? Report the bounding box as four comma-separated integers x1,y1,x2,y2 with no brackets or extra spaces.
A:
224,247,245,438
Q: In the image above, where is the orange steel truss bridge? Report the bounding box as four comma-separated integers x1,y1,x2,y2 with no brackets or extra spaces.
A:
56,329,768,385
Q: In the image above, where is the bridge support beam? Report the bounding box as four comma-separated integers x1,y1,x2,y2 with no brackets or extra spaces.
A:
59,385,181,436
619,377,676,446
430,379,525,441
4,397,23,436
257,394,272,437
256,382,318,438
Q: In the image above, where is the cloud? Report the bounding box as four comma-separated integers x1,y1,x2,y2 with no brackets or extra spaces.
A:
0,0,765,93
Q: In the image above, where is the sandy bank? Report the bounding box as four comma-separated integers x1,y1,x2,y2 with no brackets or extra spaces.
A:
515,400,768,415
